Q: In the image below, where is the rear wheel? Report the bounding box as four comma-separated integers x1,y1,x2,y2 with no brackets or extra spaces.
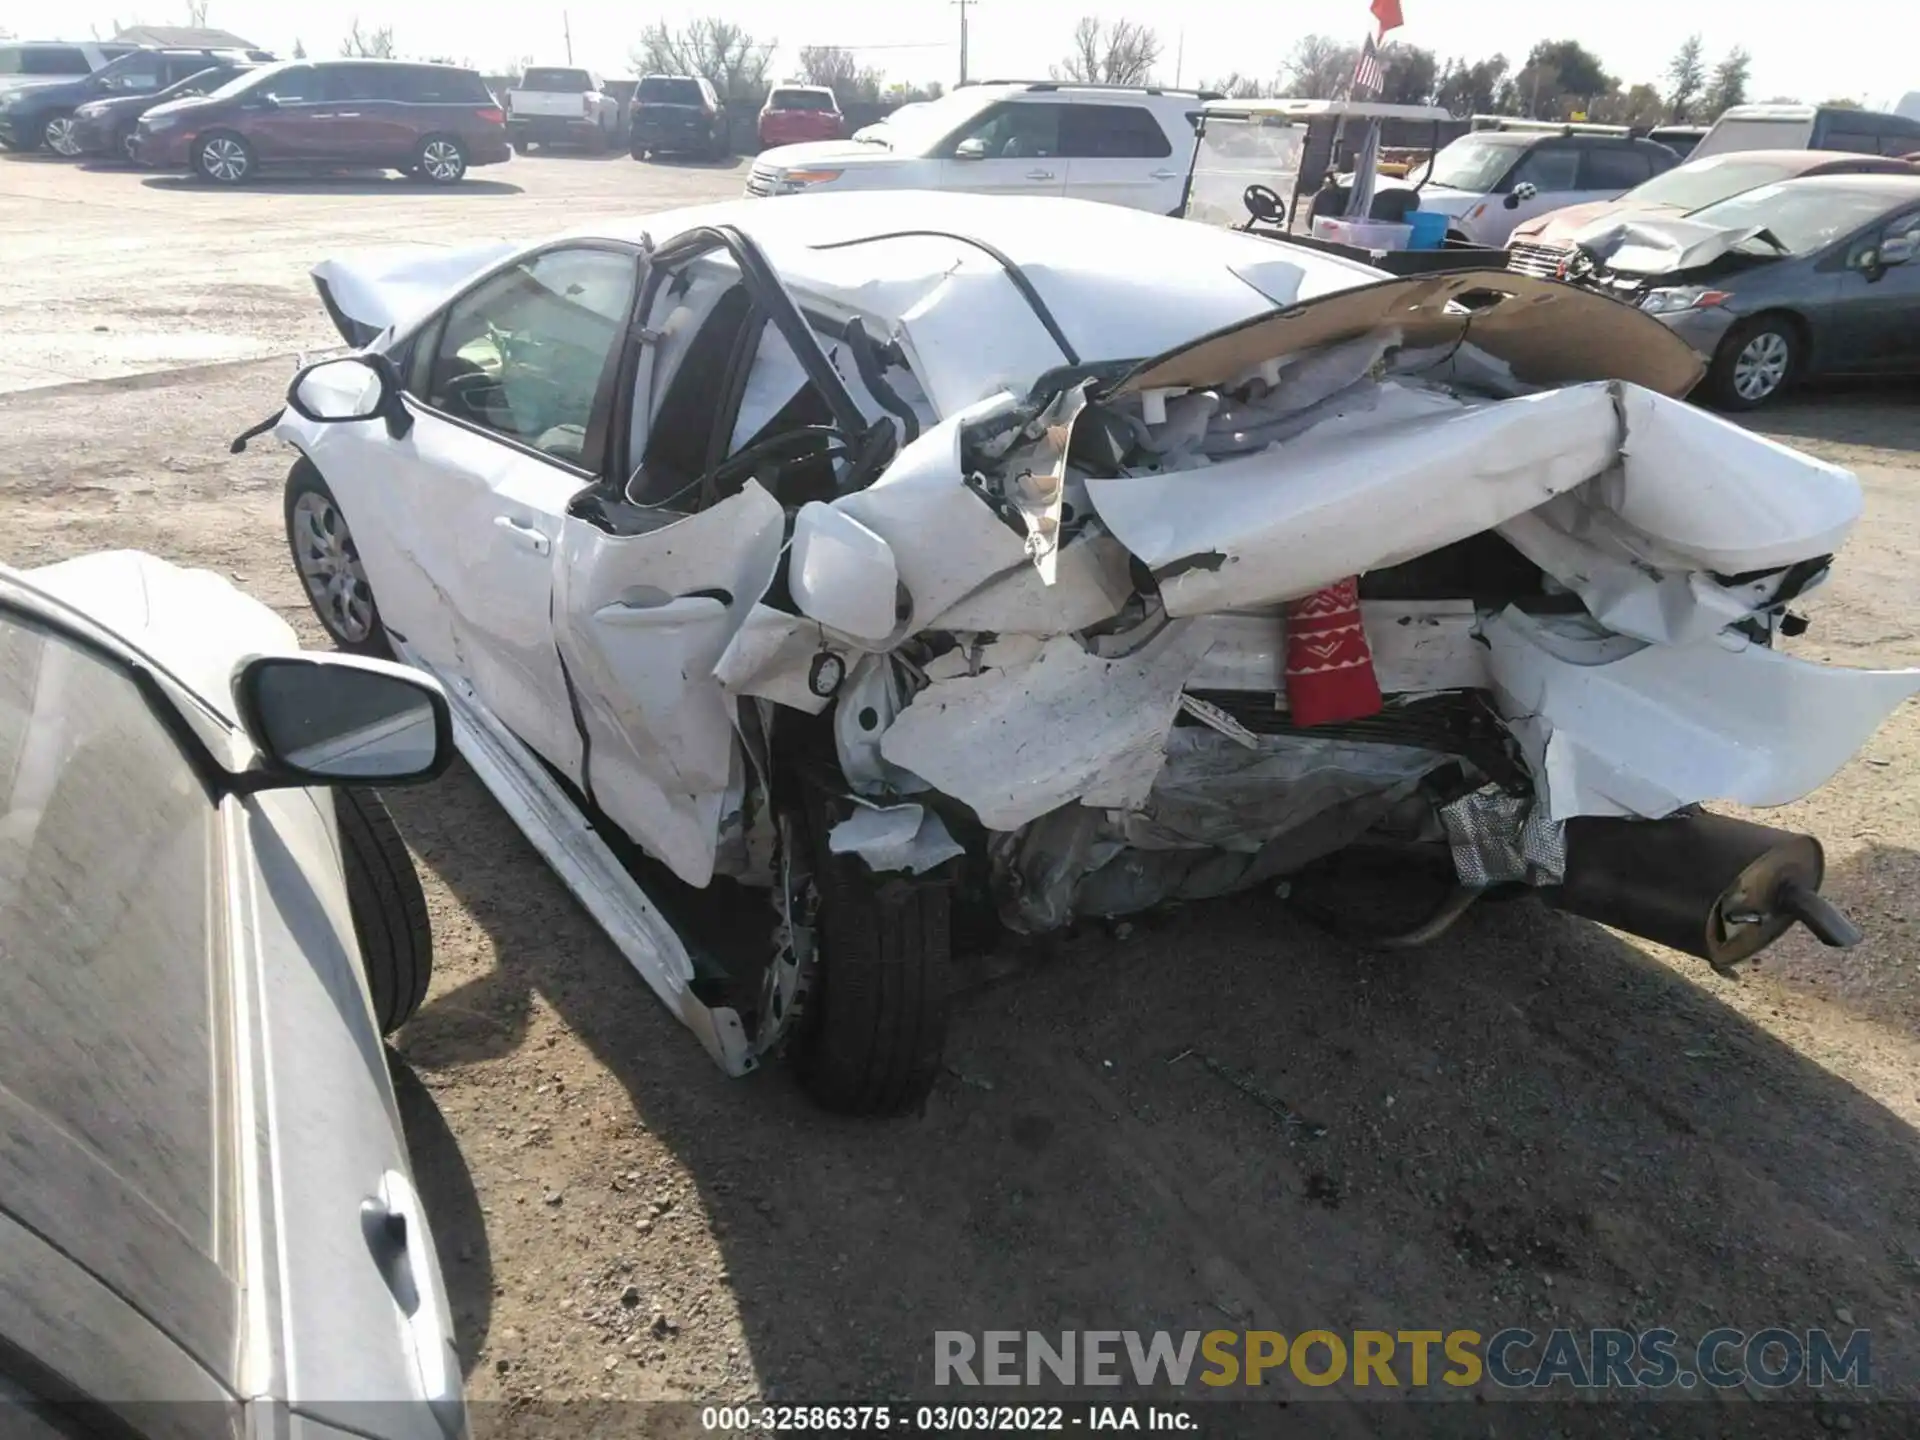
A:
416,133,467,184
783,780,952,1116
1706,314,1800,411
284,458,388,655
41,110,81,157
193,130,253,184
338,787,435,1035
708,127,729,161
510,136,531,154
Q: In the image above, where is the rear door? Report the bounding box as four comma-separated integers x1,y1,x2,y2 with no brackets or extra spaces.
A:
937,100,1070,196
316,62,400,161
1059,101,1185,212
245,63,329,162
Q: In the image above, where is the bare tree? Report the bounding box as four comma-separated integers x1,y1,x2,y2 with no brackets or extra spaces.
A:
1701,47,1751,118
1052,17,1162,86
633,18,773,105
340,19,395,59
798,45,883,104
185,0,210,25
1199,72,1275,100
291,37,306,58
1283,35,1361,100
1665,34,1705,122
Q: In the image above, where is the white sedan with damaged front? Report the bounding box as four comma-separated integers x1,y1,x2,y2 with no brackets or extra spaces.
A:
236,191,1919,1115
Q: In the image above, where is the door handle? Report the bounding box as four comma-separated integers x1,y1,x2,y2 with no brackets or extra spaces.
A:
493,515,551,555
1150,168,1180,180
1026,168,1055,181
334,111,363,118
362,1171,462,1434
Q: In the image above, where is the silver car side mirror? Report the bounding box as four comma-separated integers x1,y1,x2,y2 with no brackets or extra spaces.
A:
1879,234,1917,268
232,654,454,789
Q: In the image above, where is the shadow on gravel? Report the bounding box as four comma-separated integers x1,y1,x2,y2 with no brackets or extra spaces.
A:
390,1053,494,1375
141,173,524,196
386,765,1920,1428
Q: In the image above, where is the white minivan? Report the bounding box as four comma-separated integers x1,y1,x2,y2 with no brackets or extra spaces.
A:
748,80,1208,214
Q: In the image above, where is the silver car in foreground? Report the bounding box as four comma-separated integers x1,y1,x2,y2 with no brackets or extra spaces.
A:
0,551,466,1439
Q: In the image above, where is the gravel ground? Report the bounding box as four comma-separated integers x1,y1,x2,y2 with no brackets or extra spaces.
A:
5,149,1919,1434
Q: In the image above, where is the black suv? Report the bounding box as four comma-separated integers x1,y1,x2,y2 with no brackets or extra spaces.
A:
0,46,270,155
630,74,729,161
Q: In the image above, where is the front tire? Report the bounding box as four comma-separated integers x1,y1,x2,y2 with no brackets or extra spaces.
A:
116,125,139,165
284,458,388,655
41,110,81,157
415,134,467,184
193,130,253,184
785,784,952,1116
1706,314,1800,411
339,788,435,1035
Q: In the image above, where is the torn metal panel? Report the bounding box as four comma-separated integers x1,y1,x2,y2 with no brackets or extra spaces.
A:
1605,383,1861,572
712,606,844,715
1088,382,1622,618
926,531,1135,635
878,624,1214,831
552,482,785,887
833,654,929,797
833,393,1032,630
993,382,1089,585
311,242,521,343
1564,214,1777,276
1112,270,1707,400
828,802,966,875
1482,607,1920,820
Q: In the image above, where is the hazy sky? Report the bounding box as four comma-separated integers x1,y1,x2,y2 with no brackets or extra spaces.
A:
4,0,1909,109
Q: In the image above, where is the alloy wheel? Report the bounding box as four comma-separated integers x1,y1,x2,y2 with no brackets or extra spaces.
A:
44,116,80,157
200,136,249,183
290,491,375,643
421,139,464,182
1733,331,1791,403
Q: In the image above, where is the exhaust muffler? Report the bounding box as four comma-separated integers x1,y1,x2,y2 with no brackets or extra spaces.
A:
1543,811,1862,972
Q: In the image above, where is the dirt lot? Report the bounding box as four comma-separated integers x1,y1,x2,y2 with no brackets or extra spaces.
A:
5,150,1919,1433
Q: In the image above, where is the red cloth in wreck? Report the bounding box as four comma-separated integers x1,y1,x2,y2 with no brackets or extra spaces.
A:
1283,577,1383,727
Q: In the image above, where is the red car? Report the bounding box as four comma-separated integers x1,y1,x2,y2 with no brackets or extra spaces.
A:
131,58,509,184
757,86,843,148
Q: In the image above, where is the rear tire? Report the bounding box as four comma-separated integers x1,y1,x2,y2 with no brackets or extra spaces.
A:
338,788,435,1035
1705,313,1800,411
193,130,253,184
415,133,467,184
785,783,952,1116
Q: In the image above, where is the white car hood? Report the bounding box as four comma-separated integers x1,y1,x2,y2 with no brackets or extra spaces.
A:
756,139,903,171
25,550,299,723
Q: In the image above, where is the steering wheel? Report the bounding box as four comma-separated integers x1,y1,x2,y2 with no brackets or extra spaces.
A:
1243,184,1285,224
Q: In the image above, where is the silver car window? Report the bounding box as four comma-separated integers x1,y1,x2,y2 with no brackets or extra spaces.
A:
0,608,238,1373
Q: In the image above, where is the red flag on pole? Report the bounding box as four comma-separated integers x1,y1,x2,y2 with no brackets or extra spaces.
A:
1370,0,1404,35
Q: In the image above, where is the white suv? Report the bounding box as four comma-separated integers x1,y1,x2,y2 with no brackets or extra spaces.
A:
747,80,1208,214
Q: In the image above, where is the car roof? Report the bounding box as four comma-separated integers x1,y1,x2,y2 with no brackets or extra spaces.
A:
1771,172,1920,196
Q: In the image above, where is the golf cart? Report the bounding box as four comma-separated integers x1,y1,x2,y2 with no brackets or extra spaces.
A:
1180,97,1512,274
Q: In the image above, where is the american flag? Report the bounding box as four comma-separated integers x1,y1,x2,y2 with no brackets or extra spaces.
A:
1352,33,1385,95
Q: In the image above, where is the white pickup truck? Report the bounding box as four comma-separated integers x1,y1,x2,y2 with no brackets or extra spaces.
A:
504,66,623,152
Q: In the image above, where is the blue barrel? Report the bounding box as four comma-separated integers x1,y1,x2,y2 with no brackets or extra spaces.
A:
1406,210,1449,250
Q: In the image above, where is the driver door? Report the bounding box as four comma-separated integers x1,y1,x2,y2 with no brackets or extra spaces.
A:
937,101,1070,196
1480,144,1585,245
384,242,644,786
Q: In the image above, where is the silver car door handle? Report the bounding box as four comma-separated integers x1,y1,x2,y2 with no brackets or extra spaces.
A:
1150,168,1180,180
362,1172,461,1430
334,111,362,118
493,516,551,555
1026,168,1054,180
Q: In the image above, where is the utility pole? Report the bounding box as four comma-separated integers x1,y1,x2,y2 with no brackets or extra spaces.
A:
1174,29,1184,87
563,10,573,64
952,0,974,86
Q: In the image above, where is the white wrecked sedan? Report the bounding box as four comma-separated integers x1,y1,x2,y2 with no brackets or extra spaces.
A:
237,191,1920,1115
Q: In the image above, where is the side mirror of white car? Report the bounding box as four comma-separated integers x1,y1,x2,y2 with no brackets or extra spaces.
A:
287,354,414,439
788,503,907,646
1504,181,1538,209
954,137,989,161
232,653,455,789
